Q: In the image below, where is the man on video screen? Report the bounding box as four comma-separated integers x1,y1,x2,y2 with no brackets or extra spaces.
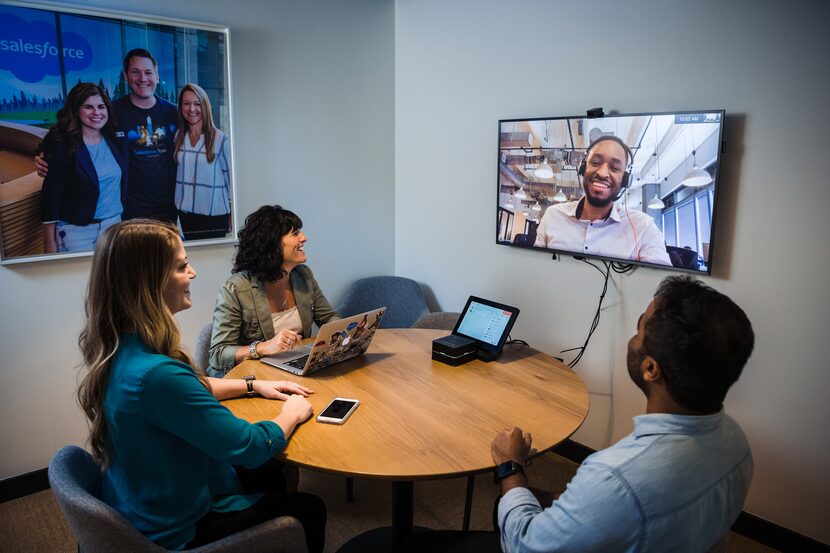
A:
533,136,671,265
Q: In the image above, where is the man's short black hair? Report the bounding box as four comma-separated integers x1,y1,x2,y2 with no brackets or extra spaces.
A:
585,135,633,168
642,276,754,413
123,48,158,74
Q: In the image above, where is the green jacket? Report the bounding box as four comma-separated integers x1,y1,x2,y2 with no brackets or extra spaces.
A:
209,265,340,374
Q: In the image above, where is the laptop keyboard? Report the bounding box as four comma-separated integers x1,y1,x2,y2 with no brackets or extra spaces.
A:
285,354,310,369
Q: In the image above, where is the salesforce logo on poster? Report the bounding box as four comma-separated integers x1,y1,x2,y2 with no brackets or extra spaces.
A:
0,12,92,83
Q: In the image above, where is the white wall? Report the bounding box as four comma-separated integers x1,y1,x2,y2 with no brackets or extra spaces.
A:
0,0,394,477
395,0,829,543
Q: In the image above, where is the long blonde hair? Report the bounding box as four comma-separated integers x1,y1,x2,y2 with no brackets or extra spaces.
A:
173,82,218,163
77,220,209,466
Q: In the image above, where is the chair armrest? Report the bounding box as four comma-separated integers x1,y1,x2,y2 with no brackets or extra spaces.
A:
187,516,308,553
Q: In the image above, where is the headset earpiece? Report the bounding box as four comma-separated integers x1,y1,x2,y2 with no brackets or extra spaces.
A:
620,168,631,190
614,167,632,200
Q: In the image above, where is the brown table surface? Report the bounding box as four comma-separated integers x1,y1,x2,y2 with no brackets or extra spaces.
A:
223,328,590,480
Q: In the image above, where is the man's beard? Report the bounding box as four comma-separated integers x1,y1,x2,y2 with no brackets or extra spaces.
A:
627,346,647,394
583,185,616,208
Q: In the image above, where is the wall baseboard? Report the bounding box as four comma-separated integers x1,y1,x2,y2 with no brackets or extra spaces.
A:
0,468,49,504
731,511,828,553
552,439,827,552
3,446,827,551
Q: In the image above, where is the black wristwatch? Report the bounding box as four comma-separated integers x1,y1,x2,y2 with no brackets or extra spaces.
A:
494,460,525,482
244,375,256,397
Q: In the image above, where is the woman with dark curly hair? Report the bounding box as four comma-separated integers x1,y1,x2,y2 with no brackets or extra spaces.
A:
209,205,340,376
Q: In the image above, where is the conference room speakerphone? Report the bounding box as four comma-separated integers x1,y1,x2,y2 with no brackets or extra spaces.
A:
432,296,521,365
432,335,477,366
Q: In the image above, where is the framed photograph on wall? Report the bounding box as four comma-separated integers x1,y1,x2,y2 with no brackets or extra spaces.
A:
0,1,237,264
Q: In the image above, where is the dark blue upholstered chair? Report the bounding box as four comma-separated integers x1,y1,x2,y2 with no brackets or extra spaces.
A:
336,276,429,329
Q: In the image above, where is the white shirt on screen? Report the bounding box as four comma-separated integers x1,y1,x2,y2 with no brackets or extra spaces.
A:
533,199,671,265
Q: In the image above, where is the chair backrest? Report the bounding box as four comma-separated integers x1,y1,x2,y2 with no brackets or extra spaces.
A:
336,276,429,328
194,322,213,373
512,233,530,246
48,445,309,553
412,311,461,330
666,245,699,269
48,445,168,553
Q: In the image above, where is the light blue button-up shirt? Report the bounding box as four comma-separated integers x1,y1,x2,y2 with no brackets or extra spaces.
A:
498,411,752,553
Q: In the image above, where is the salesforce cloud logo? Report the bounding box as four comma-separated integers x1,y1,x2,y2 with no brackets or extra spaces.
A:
0,12,93,83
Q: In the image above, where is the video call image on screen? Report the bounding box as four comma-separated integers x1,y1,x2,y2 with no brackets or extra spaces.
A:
497,111,724,274
456,302,514,347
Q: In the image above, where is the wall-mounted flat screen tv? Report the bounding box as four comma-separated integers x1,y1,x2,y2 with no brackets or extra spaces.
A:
497,111,724,274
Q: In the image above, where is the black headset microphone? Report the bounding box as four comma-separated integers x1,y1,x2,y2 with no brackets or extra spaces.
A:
576,135,634,201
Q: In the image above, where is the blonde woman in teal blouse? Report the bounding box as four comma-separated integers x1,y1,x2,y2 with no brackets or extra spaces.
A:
76,220,326,551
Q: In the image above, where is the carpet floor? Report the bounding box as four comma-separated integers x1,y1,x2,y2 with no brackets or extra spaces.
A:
0,451,777,552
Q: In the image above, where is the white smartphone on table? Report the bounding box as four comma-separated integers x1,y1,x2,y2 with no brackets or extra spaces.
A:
316,398,360,424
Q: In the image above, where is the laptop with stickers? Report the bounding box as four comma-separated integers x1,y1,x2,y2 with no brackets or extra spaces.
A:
259,307,386,376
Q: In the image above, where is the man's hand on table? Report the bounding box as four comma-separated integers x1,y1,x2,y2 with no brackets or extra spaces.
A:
491,426,532,494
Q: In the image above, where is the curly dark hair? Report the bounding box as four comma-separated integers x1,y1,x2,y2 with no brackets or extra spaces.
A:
232,205,303,282
642,276,754,414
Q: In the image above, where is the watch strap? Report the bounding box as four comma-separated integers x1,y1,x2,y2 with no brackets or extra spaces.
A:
494,460,525,482
244,375,256,397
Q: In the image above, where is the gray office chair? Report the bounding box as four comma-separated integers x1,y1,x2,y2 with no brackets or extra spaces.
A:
194,322,213,374
48,445,308,553
412,312,461,330
336,276,429,328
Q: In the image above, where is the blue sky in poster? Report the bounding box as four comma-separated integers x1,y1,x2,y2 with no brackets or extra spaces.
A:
60,14,123,97
0,10,93,81
0,5,63,105
1,4,178,118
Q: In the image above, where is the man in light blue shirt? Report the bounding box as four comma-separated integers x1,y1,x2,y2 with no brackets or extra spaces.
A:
402,276,754,552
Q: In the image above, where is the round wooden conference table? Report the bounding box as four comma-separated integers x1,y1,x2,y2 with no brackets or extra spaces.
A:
222,328,589,551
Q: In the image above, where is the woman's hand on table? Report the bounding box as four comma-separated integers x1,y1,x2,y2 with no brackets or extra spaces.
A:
253,380,314,401
273,394,315,436
258,329,303,356
282,394,314,423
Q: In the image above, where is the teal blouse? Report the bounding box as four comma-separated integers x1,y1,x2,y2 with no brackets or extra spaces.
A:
100,334,287,550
